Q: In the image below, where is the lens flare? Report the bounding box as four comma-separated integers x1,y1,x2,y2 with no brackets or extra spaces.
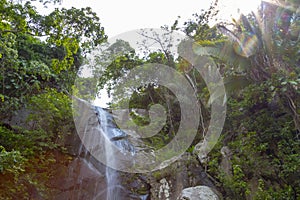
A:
233,33,258,58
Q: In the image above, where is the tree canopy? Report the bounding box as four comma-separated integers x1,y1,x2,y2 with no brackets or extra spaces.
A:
0,0,107,119
0,0,299,199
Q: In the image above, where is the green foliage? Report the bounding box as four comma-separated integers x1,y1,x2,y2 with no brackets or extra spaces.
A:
0,126,56,157
200,3,300,197
221,164,249,199
0,125,55,199
0,0,107,198
182,0,220,41
73,76,98,102
0,90,74,198
0,149,72,199
207,80,300,199
27,88,74,141
41,6,107,54
0,145,25,174
97,52,143,95
0,0,106,119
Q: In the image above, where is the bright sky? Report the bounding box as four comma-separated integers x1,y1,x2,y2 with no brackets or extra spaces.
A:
37,0,262,37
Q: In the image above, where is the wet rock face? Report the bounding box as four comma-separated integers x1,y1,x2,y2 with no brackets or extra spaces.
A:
46,155,133,200
48,157,107,200
177,186,220,200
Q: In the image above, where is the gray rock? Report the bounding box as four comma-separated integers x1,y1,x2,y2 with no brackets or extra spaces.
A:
177,186,219,200
220,146,233,177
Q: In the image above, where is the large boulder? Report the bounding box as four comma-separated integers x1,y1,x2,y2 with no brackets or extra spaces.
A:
177,185,220,200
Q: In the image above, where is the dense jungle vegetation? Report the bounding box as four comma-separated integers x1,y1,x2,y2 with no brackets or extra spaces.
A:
0,0,299,199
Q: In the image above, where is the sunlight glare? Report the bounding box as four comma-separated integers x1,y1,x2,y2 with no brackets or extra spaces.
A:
218,0,262,20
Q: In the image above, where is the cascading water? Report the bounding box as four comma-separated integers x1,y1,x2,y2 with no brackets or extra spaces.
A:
73,98,150,199
95,106,135,200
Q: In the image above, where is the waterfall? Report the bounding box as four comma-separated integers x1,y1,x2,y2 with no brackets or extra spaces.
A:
73,98,150,199
95,106,135,200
